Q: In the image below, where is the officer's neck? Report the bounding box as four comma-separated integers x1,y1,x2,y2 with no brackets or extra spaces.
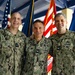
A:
35,36,42,42
8,27,18,35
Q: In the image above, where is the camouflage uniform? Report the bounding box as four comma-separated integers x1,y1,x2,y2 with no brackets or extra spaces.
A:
49,30,75,75
23,36,52,75
0,29,26,75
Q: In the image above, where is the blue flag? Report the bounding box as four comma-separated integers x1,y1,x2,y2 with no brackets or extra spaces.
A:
22,0,34,37
69,9,75,31
2,0,11,28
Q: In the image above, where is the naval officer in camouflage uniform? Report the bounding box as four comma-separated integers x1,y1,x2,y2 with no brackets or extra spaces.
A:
0,12,26,75
22,20,52,75
49,13,75,75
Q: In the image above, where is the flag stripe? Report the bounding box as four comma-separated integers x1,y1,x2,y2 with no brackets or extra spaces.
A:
45,19,52,31
43,0,57,75
44,6,53,26
47,54,53,73
43,0,57,38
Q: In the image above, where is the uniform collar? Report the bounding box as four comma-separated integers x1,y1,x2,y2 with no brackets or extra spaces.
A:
30,35,45,44
4,28,21,37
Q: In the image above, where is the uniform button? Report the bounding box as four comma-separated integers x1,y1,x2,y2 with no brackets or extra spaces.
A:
15,43,19,47
36,51,39,53
57,46,61,50
60,71,64,75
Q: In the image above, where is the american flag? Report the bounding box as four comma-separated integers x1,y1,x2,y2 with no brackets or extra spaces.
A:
2,0,11,28
43,0,57,75
47,54,53,75
43,0,57,38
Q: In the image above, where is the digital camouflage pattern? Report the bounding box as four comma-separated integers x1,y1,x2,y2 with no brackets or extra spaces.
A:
0,29,26,75
22,36,52,75
49,30,75,75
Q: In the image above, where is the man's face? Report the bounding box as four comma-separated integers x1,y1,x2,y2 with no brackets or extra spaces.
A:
10,13,22,29
33,22,45,38
55,15,67,31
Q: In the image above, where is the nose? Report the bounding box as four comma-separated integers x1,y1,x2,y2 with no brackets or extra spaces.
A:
15,18,18,21
36,28,40,32
58,21,62,24
14,18,18,22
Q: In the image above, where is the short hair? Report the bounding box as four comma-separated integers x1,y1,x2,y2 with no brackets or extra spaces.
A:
54,13,66,20
11,12,21,16
33,19,44,25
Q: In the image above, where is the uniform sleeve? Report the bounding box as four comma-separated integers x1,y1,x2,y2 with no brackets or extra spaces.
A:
0,29,3,49
48,37,53,56
20,43,26,75
49,46,53,56
0,31,1,49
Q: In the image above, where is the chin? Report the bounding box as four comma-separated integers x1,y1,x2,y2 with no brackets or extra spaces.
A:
14,25,19,28
37,35,42,37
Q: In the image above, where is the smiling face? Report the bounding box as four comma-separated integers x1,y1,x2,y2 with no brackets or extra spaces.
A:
10,12,22,29
32,21,45,39
55,14,67,34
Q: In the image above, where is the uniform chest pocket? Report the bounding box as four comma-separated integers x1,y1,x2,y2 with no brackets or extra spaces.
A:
1,41,13,59
61,39,73,50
